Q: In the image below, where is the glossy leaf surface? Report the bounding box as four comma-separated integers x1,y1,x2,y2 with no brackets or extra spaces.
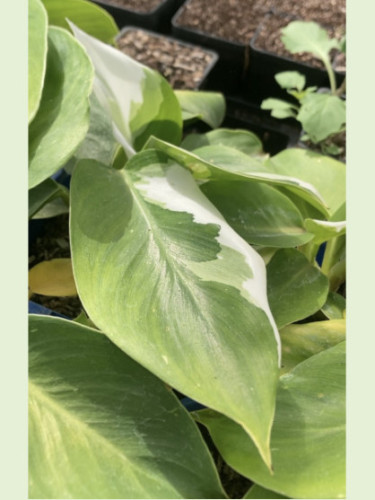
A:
182,129,263,156
201,180,313,248
267,248,329,328
70,152,280,468
42,0,118,44
146,137,328,215
175,90,225,129
196,342,346,499
280,319,346,374
29,27,93,188
29,178,68,218
266,148,345,217
28,0,48,122
29,315,226,499
70,24,182,154
304,218,346,245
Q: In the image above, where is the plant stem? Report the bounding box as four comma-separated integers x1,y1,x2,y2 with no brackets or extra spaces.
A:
323,58,337,94
335,77,346,97
321,237,339,275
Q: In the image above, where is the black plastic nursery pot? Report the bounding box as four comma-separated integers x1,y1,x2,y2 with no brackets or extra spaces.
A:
116,26,219,90
171,0,252,95
246,13,345,104
91,0,184,32
224,96,301,155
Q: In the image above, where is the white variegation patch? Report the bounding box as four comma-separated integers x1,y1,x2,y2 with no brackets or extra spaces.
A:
135,164,281,360
69,22,145,154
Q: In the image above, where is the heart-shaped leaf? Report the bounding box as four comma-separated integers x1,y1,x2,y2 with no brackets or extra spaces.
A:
42,0,118,44
70,152,280,469
267,248,329,328
28,0,48,122
195,342,346,499
175,90,225,129
29,26,93,188
200,180,314,248
29,315,226,499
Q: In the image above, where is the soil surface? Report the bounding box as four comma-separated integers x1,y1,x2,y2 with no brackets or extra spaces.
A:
98,0,166,13
117,28,215,89
29,215,83,318
174,0,346,70
174,0,269,44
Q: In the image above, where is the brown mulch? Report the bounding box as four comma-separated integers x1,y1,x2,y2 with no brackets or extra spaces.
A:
117,28,215,89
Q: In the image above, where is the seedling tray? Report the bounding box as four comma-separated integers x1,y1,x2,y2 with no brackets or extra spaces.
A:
116,26,219,90
91,0,184,32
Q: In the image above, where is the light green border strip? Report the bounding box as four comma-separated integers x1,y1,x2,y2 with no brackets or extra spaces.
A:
0,1,371,499
346,0,375,499
0,1,28,499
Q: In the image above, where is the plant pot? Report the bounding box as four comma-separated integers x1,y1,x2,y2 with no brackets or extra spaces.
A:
116,27,219,90
91,0,184,32
225,97,300,155
246,12,345,104
171,0,270,94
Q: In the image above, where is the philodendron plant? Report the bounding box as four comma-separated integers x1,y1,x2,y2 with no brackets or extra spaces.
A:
261,21,346,157
29,1,346,498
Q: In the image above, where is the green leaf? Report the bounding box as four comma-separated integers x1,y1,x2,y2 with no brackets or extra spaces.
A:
29,178,68,218
29,315,226,499
29,26,93,189
266,148,346,218
280,319,346,374
298,93,346,143
275,71,306,91
146,137,329,215
200,180,314,248
28,0,48,122
261,98,297,119
70,24,182,155
195,342,346,499
267,248,329,328
70,152,280,469
182,128,263,156
42,0,118,44
304,218,346,245
244,484,288,498
65,93,119,172
321,291,346,319
175,90,225,129
32,197,70,219
281,21,340,64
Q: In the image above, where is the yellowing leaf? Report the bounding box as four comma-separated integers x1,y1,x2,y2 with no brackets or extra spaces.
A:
29,258,77,297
